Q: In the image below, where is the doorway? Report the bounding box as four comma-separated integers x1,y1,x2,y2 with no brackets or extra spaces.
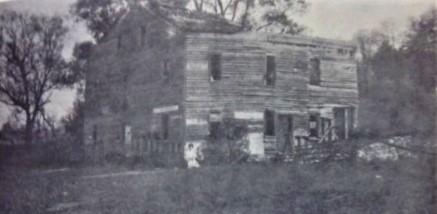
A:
278,114,293,154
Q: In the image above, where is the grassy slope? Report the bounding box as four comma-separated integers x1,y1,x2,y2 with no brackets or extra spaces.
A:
0,160,434,214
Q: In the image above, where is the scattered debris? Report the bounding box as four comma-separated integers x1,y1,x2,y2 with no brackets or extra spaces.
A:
358,136,416,161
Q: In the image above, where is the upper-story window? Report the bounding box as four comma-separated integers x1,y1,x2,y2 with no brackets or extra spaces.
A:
266,55,276,86
162,59,170,82
140,25,146,47
309,58,321,86
117,35,123,51
92,125,98,143
209,53,221,82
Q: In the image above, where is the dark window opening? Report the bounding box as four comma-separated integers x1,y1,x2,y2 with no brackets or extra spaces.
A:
140,25,146,47
266,55,276,86
162,59,169,82
309,58,321,85
348,107,355,135
209,111,221,139
117,35,123,50
309,114,319,137
264,109,275,136
162,114,170,140
92,125,98,143
209,121,221,139
210,54,221,81
122,97,128,111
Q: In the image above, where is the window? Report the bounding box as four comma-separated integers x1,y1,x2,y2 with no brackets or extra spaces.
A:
162,59,169,82
266,55,276,86
264,109,275,136
140,25,146,47
309,58,321,85
117,35,123,50
92,125,98,143
309,114,319,137
123,125,132,145
209,111,221,139
210,53,221,81
162,114,170,140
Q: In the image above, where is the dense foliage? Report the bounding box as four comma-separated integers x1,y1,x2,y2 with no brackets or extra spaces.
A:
356,8,437,137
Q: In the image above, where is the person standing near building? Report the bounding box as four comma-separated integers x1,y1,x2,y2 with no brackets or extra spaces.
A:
184,143,203,169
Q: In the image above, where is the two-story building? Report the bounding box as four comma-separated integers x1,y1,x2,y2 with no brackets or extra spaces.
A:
83,3,358,164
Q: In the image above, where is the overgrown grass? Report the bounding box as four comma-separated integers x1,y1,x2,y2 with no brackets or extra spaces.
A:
0,159,434,214
150,161,434,214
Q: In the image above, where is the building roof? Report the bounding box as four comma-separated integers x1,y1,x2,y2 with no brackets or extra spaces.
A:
146,3,241,34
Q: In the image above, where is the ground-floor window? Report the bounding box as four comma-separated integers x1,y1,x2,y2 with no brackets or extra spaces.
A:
123,125,132,145
209,111,222,139
92,125,98,143
264,109,275,136
309,114,319,137
162,114,170,140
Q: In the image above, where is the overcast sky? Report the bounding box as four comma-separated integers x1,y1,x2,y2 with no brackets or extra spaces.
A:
0,0,435,125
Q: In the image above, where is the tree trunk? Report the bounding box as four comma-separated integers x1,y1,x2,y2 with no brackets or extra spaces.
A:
24,113,34,149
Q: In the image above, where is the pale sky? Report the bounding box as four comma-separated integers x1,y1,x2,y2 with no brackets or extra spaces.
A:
0,0,435,125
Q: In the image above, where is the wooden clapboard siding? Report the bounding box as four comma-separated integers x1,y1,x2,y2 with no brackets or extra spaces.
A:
184,33,357,147
184,33,313,141
84,8,186,158
309,57,358,107
85,6,358,159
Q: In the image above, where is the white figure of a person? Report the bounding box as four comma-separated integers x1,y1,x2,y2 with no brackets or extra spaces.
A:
184,143,203,169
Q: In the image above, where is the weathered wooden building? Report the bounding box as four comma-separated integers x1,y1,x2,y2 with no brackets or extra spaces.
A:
84,4,358,164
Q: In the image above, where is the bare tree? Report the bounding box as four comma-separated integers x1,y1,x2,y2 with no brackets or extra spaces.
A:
71,0,308,42
0,11,74,147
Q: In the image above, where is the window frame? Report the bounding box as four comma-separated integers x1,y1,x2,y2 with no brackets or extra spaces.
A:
117,34,123,51
161,114,170,140
140,25,146,47
162,59,170,82
309,58,321,86
208,111,222,139
266,55,276,86
309,113,319,137
209,53,222,82
264,109,275,136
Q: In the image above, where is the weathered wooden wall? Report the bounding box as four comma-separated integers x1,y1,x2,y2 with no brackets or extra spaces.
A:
185,34,309,152
184,33,357,154
84,7,358,161
84,8,186,162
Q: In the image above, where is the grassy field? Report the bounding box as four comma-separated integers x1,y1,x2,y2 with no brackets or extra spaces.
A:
0,159,435,214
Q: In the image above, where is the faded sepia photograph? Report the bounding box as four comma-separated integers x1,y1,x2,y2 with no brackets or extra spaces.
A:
0,0,436,213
